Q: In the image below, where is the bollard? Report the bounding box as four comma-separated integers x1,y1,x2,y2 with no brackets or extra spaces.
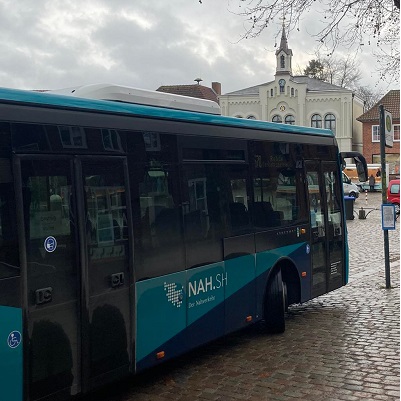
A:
365,189,368,205
358,207,366,219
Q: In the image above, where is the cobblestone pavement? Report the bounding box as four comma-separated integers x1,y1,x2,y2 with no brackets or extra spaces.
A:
86,193,400,401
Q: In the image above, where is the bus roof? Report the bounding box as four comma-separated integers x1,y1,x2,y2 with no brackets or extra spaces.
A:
0,86,335,138
49,84,221,115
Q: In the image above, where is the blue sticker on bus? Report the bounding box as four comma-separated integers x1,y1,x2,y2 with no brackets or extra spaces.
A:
7,331,21,349
44,236,57,252
306,244,310,254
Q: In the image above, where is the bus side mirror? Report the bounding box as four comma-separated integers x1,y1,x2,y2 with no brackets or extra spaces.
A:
340,152,368,182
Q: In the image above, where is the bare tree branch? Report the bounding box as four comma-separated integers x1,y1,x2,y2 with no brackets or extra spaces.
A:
302,52,362,88
226,0,399,83
355,85,383,110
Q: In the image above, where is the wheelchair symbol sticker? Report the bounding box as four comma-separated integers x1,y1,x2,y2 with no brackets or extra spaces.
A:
7,331,21,349
44,236,57,253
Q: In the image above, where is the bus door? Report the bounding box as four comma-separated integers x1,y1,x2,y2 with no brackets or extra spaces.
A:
18,156,132,399
77,157,132,391
322,162,345,293
18,156,81,400
305,161,345,298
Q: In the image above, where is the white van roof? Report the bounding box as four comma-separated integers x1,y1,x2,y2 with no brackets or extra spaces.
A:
49,84,221,115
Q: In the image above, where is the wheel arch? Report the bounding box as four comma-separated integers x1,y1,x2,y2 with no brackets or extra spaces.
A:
265,257,301,308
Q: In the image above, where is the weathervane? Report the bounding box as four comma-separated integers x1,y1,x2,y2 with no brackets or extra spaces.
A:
276,10,286,48
279,9,286,28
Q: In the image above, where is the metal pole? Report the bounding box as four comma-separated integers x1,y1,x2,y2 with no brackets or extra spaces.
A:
379,105,391,288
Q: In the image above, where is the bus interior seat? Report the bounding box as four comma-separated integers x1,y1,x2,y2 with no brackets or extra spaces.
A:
153,208,181,246
250,202,281,227
113,219,121,240
271,211,282,226
229,202,249,229
184,210,204,240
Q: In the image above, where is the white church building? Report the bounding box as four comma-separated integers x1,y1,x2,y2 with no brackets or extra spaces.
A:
218,27,364,153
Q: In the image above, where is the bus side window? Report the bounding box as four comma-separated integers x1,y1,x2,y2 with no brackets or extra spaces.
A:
251,141,307,228
134,164,185,280
228,165,251,233
183,164,234,268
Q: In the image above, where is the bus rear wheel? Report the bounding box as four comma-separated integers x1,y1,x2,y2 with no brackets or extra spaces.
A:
264,269,286,333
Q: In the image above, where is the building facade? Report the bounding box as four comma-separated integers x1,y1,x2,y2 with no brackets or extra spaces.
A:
218,26,364,154
356,90,400,179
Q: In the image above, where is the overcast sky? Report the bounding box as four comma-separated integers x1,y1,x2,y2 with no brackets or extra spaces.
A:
0,0,397,95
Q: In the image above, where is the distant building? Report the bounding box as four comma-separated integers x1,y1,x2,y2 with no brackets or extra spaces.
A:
156,79,221,105
357,90,400,179
218,25,364,154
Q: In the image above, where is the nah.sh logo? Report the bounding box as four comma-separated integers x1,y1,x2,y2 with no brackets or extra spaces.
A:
164,282,183,308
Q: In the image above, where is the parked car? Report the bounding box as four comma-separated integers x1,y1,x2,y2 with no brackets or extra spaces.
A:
387,179,400,214
342,172,359,198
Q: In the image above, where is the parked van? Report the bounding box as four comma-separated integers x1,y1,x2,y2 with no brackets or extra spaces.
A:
387,179,400,214
342,172,359,198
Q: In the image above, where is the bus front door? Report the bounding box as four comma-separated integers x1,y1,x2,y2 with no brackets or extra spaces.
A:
306,161,345,298
18,156,132,400
322,162,345,293
18,157,81,400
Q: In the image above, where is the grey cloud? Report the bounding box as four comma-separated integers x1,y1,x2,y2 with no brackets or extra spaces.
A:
0,0,394,93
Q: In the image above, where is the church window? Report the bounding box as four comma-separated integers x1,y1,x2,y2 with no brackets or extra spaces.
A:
285,115,295,125
272,115,282,123
270,88,274,97
311,114,322,128
324,113,336,133
280,55,285,69
291,88,294,96
247,115,256,120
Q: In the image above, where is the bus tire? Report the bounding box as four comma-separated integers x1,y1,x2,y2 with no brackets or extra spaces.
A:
264,269,286,333
283,281,288,313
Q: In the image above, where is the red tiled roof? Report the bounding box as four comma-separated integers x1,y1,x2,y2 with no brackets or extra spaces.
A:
357,89,400,122
156,84,219,104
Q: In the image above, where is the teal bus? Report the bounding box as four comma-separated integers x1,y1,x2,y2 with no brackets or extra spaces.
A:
0,84,367,401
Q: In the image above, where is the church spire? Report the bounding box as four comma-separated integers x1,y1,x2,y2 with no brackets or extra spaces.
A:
275,23,293,76
276,24,289,55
